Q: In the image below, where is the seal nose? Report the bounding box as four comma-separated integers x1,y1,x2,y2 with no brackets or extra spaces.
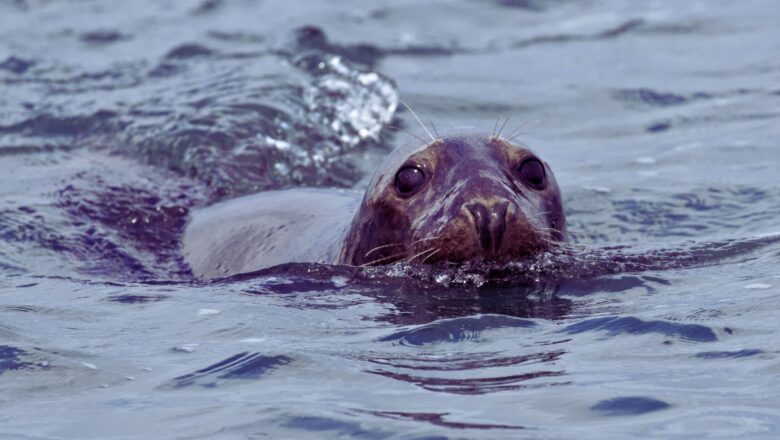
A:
466,200,509,254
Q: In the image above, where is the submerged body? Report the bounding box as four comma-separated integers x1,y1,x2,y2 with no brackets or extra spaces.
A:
183,135,567,279
182,189,360,279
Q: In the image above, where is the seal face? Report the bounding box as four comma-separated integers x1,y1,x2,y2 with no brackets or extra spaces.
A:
340,134,566,266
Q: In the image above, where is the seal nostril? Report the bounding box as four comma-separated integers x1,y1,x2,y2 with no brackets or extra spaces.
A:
467,201,510,254
467,203,491,252
491,201,509,252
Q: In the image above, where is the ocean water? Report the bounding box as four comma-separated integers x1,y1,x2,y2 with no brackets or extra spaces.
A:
1,0,780,438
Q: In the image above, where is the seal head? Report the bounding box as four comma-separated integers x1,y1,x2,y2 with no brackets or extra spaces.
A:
340,135,566,265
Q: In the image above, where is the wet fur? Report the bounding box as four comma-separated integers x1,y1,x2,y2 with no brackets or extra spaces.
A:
340,135,566,265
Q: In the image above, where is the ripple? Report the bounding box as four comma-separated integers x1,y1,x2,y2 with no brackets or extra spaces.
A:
79,29,126,45
2,305,37,312
494,0,550,11
354,409,525,430
647,120,672,133
165,352,292,389
562,316,718,342
0,56,34,75
165,43,215,60
379,315,537,346
292,25,458,67
107,294,170,304
694,349,764,359
0,110,119,138
366,368,566,395
512,19,645,48
571,186,780,244
558,275,659,296
192,0,223,15
0,345,31,375
54,166,205,280
362,350,564,371
128,47,396,196
281,416,384,438
591,396,672,416
613,88,692,107
1,26,397,200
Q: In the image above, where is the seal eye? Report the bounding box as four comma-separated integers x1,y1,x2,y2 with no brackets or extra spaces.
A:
518,159,546,189
395,166,426,197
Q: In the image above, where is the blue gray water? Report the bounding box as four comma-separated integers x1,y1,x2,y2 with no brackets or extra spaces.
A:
1,0,780,438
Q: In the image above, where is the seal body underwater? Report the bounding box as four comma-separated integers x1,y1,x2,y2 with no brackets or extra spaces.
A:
182,134,566,279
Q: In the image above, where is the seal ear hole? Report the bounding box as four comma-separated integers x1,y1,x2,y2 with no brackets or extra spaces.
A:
395,166,426,197
517,159,546,190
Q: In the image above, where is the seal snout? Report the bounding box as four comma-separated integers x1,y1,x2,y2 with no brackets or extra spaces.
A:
466,200,509,254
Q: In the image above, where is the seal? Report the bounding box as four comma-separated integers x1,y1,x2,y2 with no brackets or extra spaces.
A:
182,134,566,279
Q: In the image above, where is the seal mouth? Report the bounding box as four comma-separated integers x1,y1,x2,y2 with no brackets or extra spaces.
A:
466,200,509,255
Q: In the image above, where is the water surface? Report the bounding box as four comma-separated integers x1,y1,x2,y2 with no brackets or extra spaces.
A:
1,0,780,438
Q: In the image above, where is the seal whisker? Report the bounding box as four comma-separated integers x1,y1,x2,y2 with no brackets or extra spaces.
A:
364,242,404,259
534,227,567,237
399,99,436,143
362,238,440,265
537,235,586,252
535,233,560,244
530,210,551,218
492,115,501,138
388,124,427,144
507,131,529,143
495,103,525,139
537,236,563,247
496,113,513,139
531,227,566,245
428,118,441,139
507,120,539,143
504,120,532,143
547,241,586,252
419,248,440,264
534,226,583,239
361,250,410,267
404,237,440,250
406,247,438,264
